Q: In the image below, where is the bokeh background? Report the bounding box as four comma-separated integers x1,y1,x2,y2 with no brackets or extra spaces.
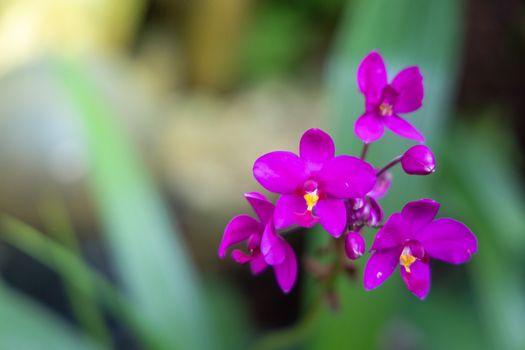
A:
0,0,524,349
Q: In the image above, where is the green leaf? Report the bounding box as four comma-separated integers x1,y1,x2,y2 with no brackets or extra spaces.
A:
39,197,112,348
53,59,216,349
0,279,99,350
438,120,525,350
0,213,160,349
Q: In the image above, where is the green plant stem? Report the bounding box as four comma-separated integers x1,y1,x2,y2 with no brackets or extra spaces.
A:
360,142,370,160
377,156,402,177
253,237,347,350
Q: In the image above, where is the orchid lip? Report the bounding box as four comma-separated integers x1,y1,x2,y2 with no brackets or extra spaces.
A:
399,240,426,273
301,179,321,212
400,246,417,273
304,189,319,212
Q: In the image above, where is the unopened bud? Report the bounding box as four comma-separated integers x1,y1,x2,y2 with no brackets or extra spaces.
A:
401,145,436,175
344,231,365,260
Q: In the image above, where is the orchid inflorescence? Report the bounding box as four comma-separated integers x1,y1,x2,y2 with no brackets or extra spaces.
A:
218,51,477,300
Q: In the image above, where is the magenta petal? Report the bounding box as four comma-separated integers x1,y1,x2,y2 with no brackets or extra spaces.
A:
247,234,261,250
400,260,431,300
261,223,286,266
415,218,478,264
219,215,261,258
367,197,384,226
294,211,320,228
384,115,425,142
370,213,406,250
244,192,274,224
299,128,335,173
231,249,253,264
363,248,401,290
401,199,440,235
355,113,385,143
274,194,307,229
250,253,268,275
357,51,388,104
368,171,392,199
320,155,376,198
253,151,309,194
392,66,424,113
273,242,298,293
314,198,347,237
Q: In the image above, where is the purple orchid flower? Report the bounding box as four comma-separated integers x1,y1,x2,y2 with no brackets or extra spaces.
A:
355,51,425,143
253,128,376,238
364,199,477,299
218,192,297,293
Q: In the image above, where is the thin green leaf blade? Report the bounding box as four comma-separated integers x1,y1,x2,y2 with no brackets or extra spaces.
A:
54,59,215,349
0,280,99,350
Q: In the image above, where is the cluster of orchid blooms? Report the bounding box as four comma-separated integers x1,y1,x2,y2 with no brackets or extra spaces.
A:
218,51,478,300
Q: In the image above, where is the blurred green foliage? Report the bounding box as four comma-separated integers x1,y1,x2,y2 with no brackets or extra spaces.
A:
0,277,98,350
55,59,217,349
238,0,345,81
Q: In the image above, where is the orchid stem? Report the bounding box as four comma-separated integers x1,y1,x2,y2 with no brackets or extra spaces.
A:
253,237,348,350
360,143,370,159
377,156,402,176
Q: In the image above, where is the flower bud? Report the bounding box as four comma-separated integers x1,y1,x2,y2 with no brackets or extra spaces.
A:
401,145,436,175
345,231,365,260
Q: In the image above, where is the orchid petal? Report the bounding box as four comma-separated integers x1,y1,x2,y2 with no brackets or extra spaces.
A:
244,192,274,224
299,128,335,173
246,233,261,250
367,197,384,226
319,155,376,198
314,198,347,238
357,51,388,104
384,115,425,142
253,151,309,194
273,242,298,293
400,260,431,300
354,113,385,143
218,215,261,258
364,248,402,290
294,211,320,228
250,252,268,275
274,194,307,229
368,171,392,200
401,199,440,235
261,223,286,266
370,213,406,250
392,66,424,113
415,218,478,264
231,249,253,264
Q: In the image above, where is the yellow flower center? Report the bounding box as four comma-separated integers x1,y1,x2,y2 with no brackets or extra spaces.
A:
379,102,394,117
400,246,417,273
303,190,319,212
